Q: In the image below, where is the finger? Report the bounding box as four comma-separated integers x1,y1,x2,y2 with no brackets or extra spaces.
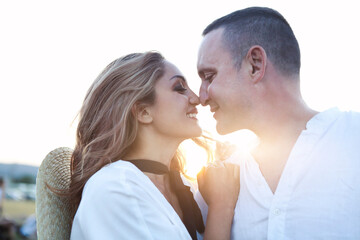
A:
207,162,220,169
225,163,239,177
234,165,239,176
206,162,215,168
224,162,234,171
213,160,225,168
198,166,206,178
197,166,205,185
200,165,206,173
217,160,225,168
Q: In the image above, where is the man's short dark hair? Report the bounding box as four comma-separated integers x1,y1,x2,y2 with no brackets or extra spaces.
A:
203,7,301,77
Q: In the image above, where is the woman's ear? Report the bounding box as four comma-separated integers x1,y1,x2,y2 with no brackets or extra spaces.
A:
245,45,267,83
132,103,153,124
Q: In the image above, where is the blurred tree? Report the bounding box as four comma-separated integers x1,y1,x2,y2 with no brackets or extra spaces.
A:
12,175,36,184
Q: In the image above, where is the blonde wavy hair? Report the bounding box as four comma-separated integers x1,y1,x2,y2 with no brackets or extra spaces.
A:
69,51,213,217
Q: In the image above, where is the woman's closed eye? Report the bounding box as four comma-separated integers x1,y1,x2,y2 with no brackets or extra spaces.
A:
173,82,187,93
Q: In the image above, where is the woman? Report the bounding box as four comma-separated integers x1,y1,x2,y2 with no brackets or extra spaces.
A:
69,52,239,239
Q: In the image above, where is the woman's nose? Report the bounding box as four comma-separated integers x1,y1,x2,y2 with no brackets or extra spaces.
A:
189,92,200,105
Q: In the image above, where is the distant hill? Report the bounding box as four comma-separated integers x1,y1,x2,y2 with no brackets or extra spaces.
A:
0,163,38,179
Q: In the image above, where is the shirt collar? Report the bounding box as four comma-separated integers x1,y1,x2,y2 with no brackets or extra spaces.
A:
304,107,341,134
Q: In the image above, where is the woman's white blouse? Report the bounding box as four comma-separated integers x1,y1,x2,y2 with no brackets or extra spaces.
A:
71,160,192,240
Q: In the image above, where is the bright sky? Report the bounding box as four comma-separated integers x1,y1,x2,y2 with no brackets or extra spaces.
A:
1,0,359,172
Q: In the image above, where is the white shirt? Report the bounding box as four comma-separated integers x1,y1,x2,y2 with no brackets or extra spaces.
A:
71,160,192,240
196,108,360,240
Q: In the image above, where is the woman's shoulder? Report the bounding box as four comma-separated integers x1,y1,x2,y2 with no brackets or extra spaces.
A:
84,160,146,193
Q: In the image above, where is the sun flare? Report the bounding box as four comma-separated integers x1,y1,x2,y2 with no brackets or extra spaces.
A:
181,130,258,179
181,140,209,179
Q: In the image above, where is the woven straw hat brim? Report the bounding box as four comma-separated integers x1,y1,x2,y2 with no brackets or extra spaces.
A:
36,147,73,240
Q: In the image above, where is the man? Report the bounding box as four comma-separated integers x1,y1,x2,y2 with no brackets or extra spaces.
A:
196,7,360,239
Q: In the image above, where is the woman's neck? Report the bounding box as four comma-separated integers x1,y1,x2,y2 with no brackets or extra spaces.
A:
123,131,184,220
124,134,181,169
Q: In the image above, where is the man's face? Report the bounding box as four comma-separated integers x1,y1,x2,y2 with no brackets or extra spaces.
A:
197,28,253,135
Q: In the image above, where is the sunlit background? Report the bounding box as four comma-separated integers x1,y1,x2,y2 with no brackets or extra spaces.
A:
1,0,359,178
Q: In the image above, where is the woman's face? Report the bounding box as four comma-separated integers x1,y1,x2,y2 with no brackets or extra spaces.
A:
149,60,202,140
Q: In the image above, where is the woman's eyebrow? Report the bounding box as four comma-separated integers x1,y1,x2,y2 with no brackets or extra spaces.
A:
169,75,187,83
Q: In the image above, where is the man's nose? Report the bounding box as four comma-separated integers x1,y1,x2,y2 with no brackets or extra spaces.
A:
199,85,209,106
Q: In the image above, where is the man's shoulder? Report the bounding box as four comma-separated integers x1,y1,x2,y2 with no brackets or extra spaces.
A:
324,109,360,140
335,109,360,127
339,109,360,120
317,108,360,126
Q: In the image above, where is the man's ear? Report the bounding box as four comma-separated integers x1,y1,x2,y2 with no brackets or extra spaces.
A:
245,45,267,83
132,103,153,124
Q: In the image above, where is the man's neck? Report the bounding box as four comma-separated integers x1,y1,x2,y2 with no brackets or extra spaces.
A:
251,105,318,193
254,101,317,144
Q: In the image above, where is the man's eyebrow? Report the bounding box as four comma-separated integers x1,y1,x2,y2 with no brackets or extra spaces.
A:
169,75,187,83
198,67,216,77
